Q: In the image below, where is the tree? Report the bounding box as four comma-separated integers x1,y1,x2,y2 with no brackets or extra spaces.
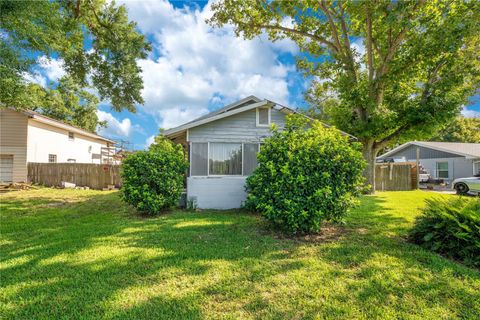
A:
1,0,151,130
209,0,480,192
431,116,480,143
245,115,365,233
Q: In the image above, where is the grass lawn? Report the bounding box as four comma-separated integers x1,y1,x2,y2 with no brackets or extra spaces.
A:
1,189,479,319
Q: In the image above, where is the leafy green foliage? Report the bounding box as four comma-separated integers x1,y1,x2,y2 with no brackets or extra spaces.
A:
1,0,151,130
29,76,105,132
245,115,366,233
410,197,480,268
121,142,188,214
209,0,480,191
148,129,185,156
431,116,480,143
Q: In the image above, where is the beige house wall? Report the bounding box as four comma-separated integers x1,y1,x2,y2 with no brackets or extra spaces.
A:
0,109,28,182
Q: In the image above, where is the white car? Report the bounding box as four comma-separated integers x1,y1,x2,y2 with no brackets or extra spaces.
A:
452,175,480,195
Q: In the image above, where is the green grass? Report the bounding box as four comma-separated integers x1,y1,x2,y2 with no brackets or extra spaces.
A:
1,189,479,319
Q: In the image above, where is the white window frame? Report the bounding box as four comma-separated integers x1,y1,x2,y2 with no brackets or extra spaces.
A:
436,161,449,179
48,154,57,163
190,141,261,177
68,132,75,141
256,107,271,127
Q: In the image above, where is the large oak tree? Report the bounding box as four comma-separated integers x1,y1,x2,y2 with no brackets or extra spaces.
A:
209,0,480,191
0,0,151,131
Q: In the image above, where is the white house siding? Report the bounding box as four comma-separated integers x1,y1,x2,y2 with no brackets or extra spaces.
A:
0,109,28,182
187,176,248,209
26,119,108,164
187,107,287,209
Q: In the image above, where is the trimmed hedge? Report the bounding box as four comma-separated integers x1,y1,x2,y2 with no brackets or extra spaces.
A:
245,115,366,233
409,197,480,267
121,140,188,214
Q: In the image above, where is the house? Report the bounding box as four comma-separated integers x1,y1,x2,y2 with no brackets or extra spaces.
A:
378,141,480,184
164,96,353,209
0,108,116,183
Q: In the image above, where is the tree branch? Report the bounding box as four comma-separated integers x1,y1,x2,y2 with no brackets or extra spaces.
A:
254,23,338,53
366,6,374,83
318,1,343,55
374,124,409,151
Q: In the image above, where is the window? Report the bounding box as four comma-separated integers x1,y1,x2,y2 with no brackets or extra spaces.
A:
256,107,270,126
243,143,259,175
48,154,57,163
436,162,448,178
191,143,208,176
68,132,74,140
209,143,242,175
67,159,76,163
190,142,261,177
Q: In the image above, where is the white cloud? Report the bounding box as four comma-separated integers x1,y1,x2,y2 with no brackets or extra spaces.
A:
119,0,297,129
145,135,155,147
461,107,480,118
23,56,66,87
37,56,66,82
96,110,133,137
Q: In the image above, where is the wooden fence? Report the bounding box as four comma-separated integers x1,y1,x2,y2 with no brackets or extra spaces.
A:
28,163,122,190
375,162,417,191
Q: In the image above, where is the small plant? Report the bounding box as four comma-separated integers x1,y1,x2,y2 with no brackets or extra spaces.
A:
121,139,188,215
186,197,198,211
409,197,480,267
245,115,366,233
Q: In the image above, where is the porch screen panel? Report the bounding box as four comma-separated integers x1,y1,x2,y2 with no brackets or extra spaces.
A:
243,143,259,176
209,143,242,175
191,143,208,176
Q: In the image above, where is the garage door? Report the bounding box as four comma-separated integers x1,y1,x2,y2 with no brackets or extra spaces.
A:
0,155,13,183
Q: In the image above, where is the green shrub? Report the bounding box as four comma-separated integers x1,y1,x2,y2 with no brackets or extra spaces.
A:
121,139,188,214
245,115,366,233
409,197,480,267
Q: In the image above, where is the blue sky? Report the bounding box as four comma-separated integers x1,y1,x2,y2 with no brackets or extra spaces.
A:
28,0,480,149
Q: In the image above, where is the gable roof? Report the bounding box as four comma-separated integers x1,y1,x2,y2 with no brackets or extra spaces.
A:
380,141,480,159
164,96,356,139
23,110,115,144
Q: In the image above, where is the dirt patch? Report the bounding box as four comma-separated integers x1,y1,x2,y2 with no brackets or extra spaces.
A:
260,223,369,243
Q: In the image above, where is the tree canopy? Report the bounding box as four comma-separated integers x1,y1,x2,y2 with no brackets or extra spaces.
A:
209,0,480,191
431,116,480,143
0,0,151,131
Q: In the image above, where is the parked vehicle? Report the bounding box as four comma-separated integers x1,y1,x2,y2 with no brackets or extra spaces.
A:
419,173,430,183
452,174,480,195
376,157,406,163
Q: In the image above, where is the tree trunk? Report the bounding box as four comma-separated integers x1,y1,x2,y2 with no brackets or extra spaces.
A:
361,141,378,194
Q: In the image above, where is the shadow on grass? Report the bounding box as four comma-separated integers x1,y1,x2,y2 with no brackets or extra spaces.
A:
1,191,479,319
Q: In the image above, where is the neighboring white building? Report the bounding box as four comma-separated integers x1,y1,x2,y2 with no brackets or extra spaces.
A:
0,108,116,183
164,96,354,209
378,141,480,184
